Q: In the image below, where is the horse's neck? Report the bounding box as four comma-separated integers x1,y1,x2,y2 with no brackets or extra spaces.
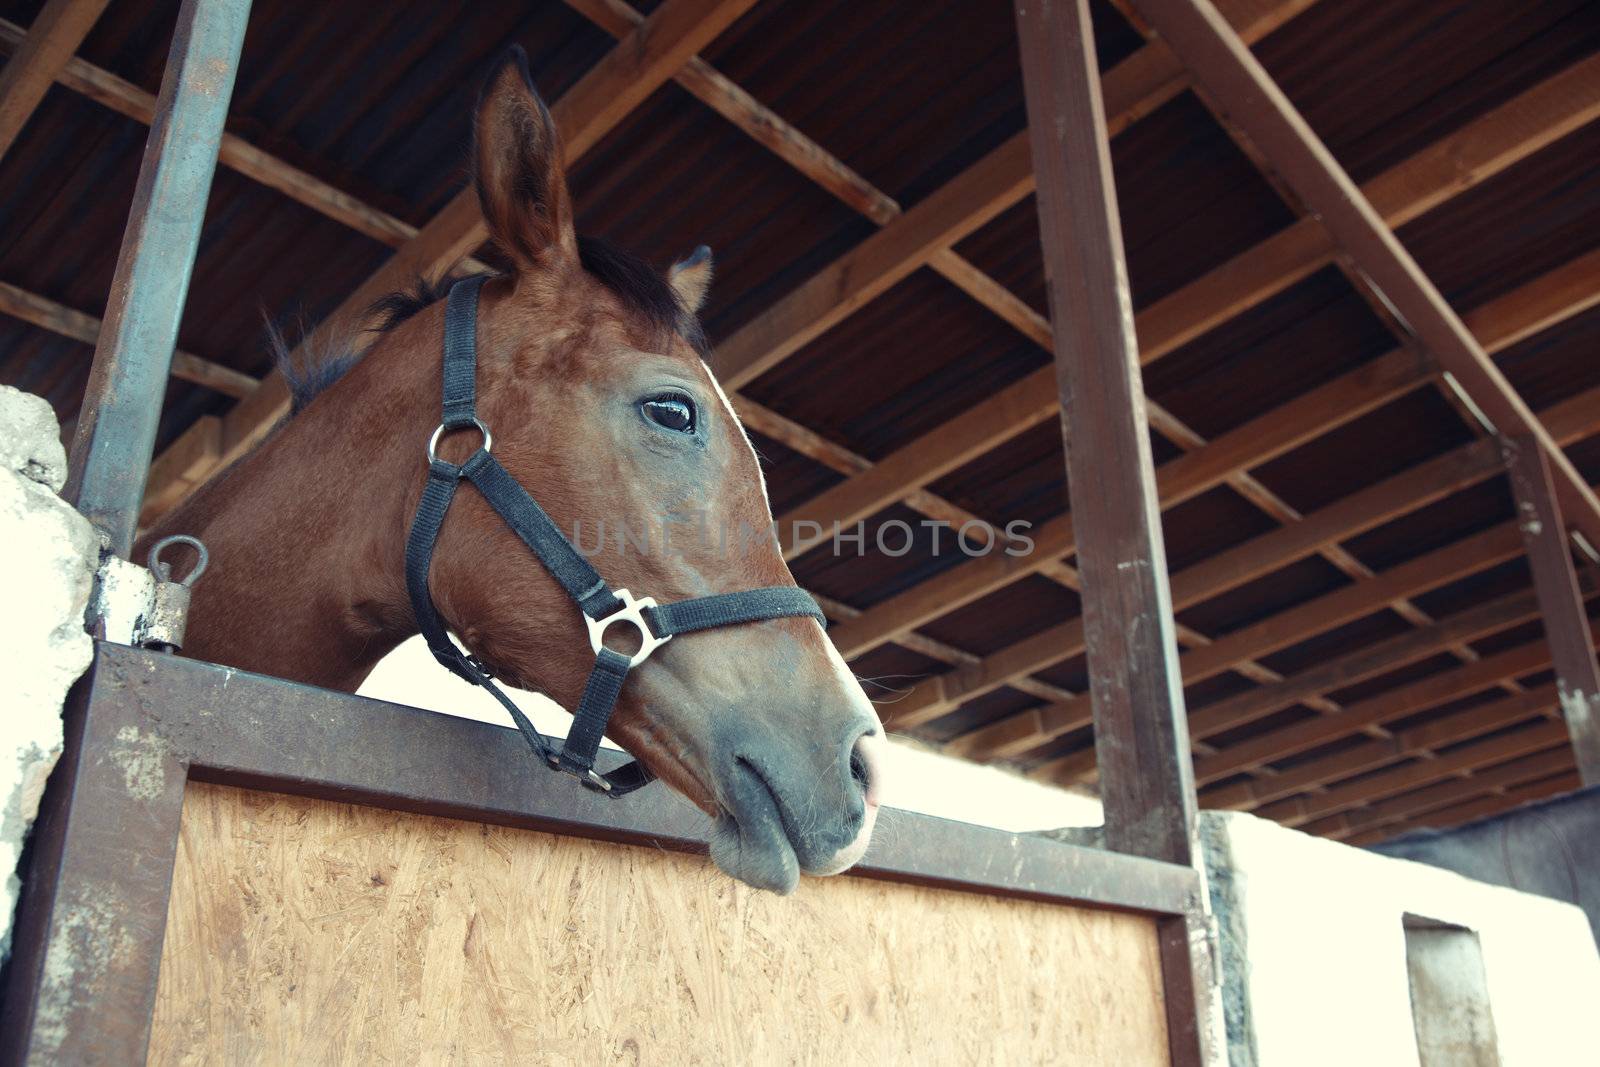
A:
148,396,418,692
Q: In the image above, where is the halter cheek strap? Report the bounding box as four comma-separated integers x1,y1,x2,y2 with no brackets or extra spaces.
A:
404,276,826,797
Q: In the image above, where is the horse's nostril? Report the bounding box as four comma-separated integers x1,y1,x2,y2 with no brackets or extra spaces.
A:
850,730,885,808
849,748,870,793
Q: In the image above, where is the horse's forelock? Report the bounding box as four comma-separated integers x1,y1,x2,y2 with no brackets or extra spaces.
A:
276,237,705,419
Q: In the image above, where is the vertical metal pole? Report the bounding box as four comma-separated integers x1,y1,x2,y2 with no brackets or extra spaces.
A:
64,0,252,556
1014,0,1214,1062
1504,435,1600,786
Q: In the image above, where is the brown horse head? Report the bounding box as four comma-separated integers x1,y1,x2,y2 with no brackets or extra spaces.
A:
162,48,884,894
434,50,887,891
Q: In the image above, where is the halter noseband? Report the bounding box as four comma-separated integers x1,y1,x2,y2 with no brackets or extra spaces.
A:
404,276,826,797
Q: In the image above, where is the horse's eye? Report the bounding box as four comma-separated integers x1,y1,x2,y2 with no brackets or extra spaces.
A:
642,395,696,434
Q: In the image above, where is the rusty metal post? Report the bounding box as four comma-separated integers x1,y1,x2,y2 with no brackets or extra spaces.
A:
64,0,251,556
1504,435,1600,786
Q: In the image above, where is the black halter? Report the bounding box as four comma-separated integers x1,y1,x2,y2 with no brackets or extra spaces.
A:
405,276,825,796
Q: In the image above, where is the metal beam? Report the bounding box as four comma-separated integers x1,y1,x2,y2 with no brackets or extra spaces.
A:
1132,0,1600,554
1505,436,1600,784
62,0,251,555
1016,1,1210,1061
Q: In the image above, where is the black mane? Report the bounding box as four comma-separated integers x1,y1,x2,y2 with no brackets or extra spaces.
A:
275,235,704,415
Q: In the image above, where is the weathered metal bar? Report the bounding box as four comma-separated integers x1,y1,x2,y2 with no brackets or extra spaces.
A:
0,654,189,1063
1130,0,1600,557
1505,435,1600,785
1,645,1201,1061
1014,1,1210,1063
62,0,252,555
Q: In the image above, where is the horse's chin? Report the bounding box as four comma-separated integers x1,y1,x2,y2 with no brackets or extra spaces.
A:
709,808,801,894
707,790,878,895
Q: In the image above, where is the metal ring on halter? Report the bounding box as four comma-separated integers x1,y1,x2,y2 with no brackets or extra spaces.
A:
585,588,672,668
146,534,209,586
427,417,492,463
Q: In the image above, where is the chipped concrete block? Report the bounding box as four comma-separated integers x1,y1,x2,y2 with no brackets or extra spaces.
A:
0,385,70,493
1,386,98,961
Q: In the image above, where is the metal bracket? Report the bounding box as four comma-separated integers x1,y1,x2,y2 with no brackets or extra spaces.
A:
585,588,671,668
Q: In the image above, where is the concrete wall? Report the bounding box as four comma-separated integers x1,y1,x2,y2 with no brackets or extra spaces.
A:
0,387,97,960
1203,810,1599,1066
1374,785,1599,947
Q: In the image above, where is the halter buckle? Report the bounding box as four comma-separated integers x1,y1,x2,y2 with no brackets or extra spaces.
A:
586,588,671,668
546,753,613,792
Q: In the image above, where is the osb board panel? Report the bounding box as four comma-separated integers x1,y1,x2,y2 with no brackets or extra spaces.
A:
150,783,1169,1065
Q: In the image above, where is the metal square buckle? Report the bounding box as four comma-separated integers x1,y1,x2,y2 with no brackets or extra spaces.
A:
585,588,671,668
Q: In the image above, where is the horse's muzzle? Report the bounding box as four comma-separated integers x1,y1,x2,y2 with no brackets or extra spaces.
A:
707,721,882,893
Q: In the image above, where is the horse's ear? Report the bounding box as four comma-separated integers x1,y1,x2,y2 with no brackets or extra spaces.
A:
473,47,578,270
669,245,714,313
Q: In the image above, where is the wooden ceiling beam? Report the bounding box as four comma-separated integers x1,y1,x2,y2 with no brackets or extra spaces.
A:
925,380,1597,745
784,55,1600,551
0,17,487,271
1339,771,1582,845
1505,436,1600,784
138,0,759,519
1200,683,1560,811
0,0,110,160
1260,719,1572,827
563,0,896,224
827,225,1600,670
1187,582,1560,742
842,346,1429,667
1325,747,1576,840
884,250,1600,728
1133,0,1600,552
1192,635,1569,786
996,522,1526,763
710,0,1319,390
0,279,255,399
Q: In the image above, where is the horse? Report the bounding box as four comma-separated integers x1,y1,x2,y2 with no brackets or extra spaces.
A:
139,47,885,895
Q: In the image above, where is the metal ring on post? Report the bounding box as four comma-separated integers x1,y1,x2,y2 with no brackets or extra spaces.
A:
427,417,492,463
146,534,210,586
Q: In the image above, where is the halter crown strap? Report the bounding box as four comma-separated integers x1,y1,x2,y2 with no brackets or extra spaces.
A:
404,277,825,797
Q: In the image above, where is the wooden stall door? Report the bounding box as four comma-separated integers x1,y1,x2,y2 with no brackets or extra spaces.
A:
150,784,1169,1065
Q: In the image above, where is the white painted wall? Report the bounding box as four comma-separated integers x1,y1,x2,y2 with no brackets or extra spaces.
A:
1203,810,1599,1066
361,634,1106,831
0,387,98,960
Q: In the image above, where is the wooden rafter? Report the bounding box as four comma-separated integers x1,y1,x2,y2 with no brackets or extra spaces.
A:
0,18,488,272
1190,634,1585,787
0,280,255,399
1132,0,1600,552
1203,683,1564,812
1505,437,1600,784
887,251,1600,731
778,55,1600,560
0,0,110,160
1339,771,1582,845
1259,721,1573,828
138,0,759,520
711,0,1320,391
